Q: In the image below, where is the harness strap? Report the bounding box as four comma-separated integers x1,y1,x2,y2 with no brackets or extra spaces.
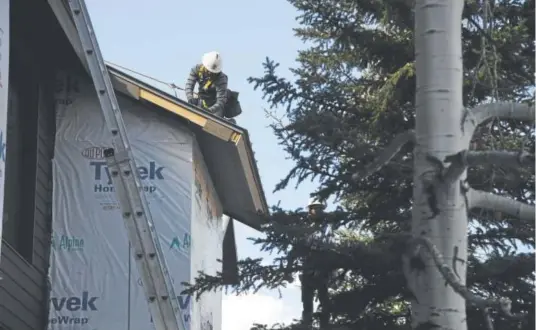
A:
198,66,213,90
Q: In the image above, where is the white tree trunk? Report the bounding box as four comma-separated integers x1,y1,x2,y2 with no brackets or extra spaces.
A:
408,1,467,329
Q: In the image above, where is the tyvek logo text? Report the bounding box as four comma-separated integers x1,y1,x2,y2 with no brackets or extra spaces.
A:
0,129,5,163
52,234,84,252
90,160,164,194
54,75,80,105
179,295,192,323
0,27,5,89
81,146,106,160
170,233,191,252
0,129,6,179
149,295,191,324
48,291,98,326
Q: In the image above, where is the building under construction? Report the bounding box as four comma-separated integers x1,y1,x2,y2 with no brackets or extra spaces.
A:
0,0,268,329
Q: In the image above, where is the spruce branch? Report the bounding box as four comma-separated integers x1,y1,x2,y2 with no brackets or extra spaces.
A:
183,227,407,299
443,150,534,183
181,258,293,299
462,102,535,139
352,130,415,180
467,188,535,223
409,236,526,320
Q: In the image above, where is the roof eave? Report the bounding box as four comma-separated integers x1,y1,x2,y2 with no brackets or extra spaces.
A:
108,67,269,227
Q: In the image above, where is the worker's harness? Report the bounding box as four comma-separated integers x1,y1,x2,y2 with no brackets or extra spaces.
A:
197,66,216,109
197,65,242,119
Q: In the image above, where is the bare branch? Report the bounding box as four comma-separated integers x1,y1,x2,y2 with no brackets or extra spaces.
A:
467,188,535,223
464,150,534,168
410,236,526,319
462,102,535,138
352,130,415,180
442,151,469,184
443,150,534,183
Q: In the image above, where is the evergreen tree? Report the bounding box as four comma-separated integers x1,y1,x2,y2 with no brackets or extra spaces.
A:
184,1,534,329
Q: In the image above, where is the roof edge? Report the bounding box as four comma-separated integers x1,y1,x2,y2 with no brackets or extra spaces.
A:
108,67,269,221
48,0,89,72
47,0,269,224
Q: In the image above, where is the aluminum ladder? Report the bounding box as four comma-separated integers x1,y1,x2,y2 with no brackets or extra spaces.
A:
66,1,187,329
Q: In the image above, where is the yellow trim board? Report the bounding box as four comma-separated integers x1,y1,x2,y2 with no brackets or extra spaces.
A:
230,132,241,144
139,89,243,144
139,89,208,127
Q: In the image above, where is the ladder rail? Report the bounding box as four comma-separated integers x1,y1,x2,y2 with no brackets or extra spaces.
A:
104,149,180,329
66,1,187,329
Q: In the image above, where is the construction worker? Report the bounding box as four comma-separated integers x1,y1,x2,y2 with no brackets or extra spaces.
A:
299,198,332,328
185,51,238,123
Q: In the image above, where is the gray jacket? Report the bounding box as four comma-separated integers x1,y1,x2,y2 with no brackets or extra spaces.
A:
185,64,228,117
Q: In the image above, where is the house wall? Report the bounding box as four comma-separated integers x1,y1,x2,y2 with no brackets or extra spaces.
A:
49,70,196,329
0,0,81,329
190,141,226,330
49,68,226,330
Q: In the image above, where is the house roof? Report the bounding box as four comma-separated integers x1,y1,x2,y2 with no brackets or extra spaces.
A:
48,0,269,229
108,66,269,229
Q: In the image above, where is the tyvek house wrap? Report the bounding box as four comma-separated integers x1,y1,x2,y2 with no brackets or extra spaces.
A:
49,71,224,330
191,143,226,330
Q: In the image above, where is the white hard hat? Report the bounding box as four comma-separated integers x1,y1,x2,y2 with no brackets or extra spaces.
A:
307,198,325,209
202,51,223,73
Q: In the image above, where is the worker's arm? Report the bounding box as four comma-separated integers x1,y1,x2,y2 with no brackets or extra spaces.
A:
208,74,228,117
184,65,200,102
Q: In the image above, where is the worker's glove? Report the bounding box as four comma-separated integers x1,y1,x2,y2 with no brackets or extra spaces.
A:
188,98,198,106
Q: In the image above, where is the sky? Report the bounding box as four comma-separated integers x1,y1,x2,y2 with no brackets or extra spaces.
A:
85,0,316,328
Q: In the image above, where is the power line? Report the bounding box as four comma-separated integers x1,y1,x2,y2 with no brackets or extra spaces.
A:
105,60,185,98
